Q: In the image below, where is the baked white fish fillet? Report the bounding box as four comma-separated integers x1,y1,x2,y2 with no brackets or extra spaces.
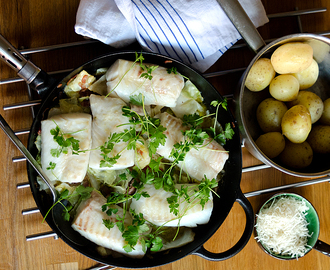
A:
130,184,213,227
72,191,145,258
156,112,229,181
89,94,134,170
106,59,184,107
41,113,92,183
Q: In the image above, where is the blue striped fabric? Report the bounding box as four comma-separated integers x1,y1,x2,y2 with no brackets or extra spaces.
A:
76,0,269,71
132,0,206,65
112,0,269,71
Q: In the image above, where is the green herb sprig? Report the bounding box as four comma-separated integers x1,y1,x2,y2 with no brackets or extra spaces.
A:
50,122,83,158
43,185,94,222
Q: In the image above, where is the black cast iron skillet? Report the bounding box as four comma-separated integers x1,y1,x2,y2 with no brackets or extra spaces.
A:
0,34,254,268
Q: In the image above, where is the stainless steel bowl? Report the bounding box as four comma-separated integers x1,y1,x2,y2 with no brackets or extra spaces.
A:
236,34,330,177
218,0,330,177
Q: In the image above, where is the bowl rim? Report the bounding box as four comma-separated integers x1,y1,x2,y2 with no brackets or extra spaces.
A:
254,192,320,260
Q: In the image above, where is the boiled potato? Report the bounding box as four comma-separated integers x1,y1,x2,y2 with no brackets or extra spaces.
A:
279,140,313,169
287,91,324,124
305,39,330,63
292,59,319,89
281,105,312,143
255,132,285,158
256,98,288,132
269,74,300,102
271,42,313,74
319,98,330,125
245,58,276,92
307,125,330,154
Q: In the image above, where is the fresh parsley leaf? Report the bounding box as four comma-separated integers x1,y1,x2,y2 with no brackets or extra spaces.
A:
63,211,71,221
129,93,144,106
103,219,115,230
214,122,235,145
135,52,144,66
100,153,121,168
75,185,94,200
46,161,56,171
150,236,163,252
182,113,204,128
167,67,178,74
50,148,61,158
140,65,158,80
50,122,82,157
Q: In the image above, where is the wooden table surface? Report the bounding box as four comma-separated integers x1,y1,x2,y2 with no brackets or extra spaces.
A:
0,0,330,269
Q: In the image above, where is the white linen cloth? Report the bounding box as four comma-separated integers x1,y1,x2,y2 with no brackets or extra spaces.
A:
75,0,268,72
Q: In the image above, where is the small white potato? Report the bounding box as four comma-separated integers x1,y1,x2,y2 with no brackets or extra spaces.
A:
245,58,276,92
307,125,330,154
281,105,312,143
269,74,300,102
319,98,330,125
305,39,330,63
271,42,313,74
255,132,285,159
287,91,324,124
292,59,319,89
256,98,288,133
279,140,313,169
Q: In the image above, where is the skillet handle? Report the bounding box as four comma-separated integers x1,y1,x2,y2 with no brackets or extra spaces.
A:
216,0,266,53
313,240,330,257
0,34,57,99
192,189,254,261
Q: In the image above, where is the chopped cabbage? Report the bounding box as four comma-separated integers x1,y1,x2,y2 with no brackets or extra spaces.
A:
157,227,195,252
87,168,132,193
88,74,107,95
47,97,90,117
64,70,96,97
171,80,206,118
134,138,151,169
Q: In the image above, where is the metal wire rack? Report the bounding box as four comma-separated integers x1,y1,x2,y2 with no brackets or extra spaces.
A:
1,7,330,242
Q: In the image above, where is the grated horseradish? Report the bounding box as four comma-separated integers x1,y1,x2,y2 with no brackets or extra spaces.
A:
255,196,312,259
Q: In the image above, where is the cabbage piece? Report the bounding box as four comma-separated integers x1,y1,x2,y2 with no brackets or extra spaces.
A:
59,98,84,113
47,97,90,117
88,74,107,95
64,70,96,97
87,168,132,193
55,182,80,205
36,176,54,191
94,67,108,76
157,227,195,252
171,80,206,118
134,138,151,169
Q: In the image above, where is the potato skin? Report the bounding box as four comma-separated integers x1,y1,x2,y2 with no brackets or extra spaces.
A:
271,42,313,74
281,105,312,143
287,91,324,124
307,125,330,154
255,132,285,159
245,58,276,92
269,74,300,102
319,98,330,125
256,98,288,133
279,140,313,169
292,59,319,90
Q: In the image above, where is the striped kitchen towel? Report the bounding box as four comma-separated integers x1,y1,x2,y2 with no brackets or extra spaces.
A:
75,0,268,72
